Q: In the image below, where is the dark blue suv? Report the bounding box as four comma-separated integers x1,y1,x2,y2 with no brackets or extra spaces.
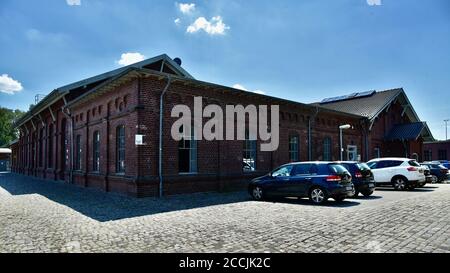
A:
336,162,375,197
248,162,355,204
421,163,449,183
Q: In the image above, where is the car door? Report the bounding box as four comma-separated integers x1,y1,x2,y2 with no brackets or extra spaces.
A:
369,161,388,183
289,164,315,196
269,165,294,196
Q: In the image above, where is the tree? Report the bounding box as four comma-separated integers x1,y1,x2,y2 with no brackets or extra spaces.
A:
0,107,25,147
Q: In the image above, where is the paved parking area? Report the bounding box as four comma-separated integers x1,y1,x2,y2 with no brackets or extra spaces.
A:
0,172,449,253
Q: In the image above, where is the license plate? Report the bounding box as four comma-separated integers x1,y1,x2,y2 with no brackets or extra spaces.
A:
368,183,374,187
346,186,353,191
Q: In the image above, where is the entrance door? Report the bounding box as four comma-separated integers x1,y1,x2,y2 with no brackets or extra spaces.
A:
347,145,358,161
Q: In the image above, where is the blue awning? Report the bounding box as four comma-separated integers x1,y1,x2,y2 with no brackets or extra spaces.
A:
385,122,426,141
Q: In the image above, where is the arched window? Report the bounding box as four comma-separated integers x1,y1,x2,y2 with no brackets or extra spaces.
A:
75,135,82,170
323,137,332,161
39,128,44,167
93,131,100,172
289,135,299,162
116,125,126,173
48,124,53,168
178,126,197,173
243,128,257,172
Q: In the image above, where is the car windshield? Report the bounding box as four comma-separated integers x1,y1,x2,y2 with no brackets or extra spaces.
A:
356,163,371,171
408,160,420,167
328,164,348,174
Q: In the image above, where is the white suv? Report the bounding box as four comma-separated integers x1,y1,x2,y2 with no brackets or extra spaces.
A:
367,158,426,190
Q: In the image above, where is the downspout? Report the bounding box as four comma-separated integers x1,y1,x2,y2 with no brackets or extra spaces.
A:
159,75,172,198
308,107,320,161
62,100,73,184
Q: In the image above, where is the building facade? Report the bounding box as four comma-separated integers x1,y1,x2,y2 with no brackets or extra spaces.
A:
423,140,450,162
10,55,434,197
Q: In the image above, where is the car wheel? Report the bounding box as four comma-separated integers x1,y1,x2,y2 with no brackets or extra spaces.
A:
431,175,438,184
362,190,374,197
309,187,328,205
392,177,407,191
252,186,264,201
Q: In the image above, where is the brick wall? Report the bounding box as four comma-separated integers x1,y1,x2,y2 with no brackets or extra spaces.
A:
11,73,417,198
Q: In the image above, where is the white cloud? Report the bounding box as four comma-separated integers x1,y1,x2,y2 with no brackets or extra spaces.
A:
187,16,230,35
174,18,181,25
117,52,146,66
233,84,266,95
0,74,23,95
179,3,196,14
66,0,81,6
367,0,381,6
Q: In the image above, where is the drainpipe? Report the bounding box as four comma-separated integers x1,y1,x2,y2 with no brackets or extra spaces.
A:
159,75,172,198
308,107,320,161
61,106,73,184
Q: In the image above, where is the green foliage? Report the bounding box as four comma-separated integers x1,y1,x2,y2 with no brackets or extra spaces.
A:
0,107,25,147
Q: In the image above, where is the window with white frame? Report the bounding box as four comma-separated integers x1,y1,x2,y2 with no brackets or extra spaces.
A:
178,126,197,173
323,137,332,161
289,136,299,162
243,130,257,172
116,125,125,173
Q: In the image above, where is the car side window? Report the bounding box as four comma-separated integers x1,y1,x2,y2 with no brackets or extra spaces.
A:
390,161,403,167
272,165,293,177
367,162,378,169
292,164,313,176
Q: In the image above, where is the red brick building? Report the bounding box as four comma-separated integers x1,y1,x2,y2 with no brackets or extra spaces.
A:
11,54,434,197
423,140,450,161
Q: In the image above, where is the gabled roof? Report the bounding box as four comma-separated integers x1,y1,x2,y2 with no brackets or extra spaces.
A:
14,54,193,128
313,88,403,120
57,54,194,93
385,122,432,141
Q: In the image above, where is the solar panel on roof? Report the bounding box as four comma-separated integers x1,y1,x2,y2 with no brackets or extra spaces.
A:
355,90,376,98
320,90,377,104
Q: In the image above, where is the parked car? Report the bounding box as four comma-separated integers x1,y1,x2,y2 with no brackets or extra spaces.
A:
366,158,426,190
421,165,434,187
421,163,449,183
437,160,450,170
336,161,375,197
248,162,355,204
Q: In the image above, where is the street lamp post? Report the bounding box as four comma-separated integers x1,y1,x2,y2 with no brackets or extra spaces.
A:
339,124,352,161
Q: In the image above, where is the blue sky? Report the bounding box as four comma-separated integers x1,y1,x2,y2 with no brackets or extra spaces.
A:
0,0,449,139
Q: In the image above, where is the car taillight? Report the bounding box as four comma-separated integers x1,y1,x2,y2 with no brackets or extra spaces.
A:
355,172,363,178
407,167,417,172
326,175,341,182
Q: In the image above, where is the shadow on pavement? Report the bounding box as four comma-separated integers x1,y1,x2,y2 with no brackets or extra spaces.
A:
265,197,361,208
350,195,383,200
374,187,436,192
0,173,250,222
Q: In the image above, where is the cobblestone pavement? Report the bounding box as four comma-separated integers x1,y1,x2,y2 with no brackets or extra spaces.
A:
0,172,449,253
